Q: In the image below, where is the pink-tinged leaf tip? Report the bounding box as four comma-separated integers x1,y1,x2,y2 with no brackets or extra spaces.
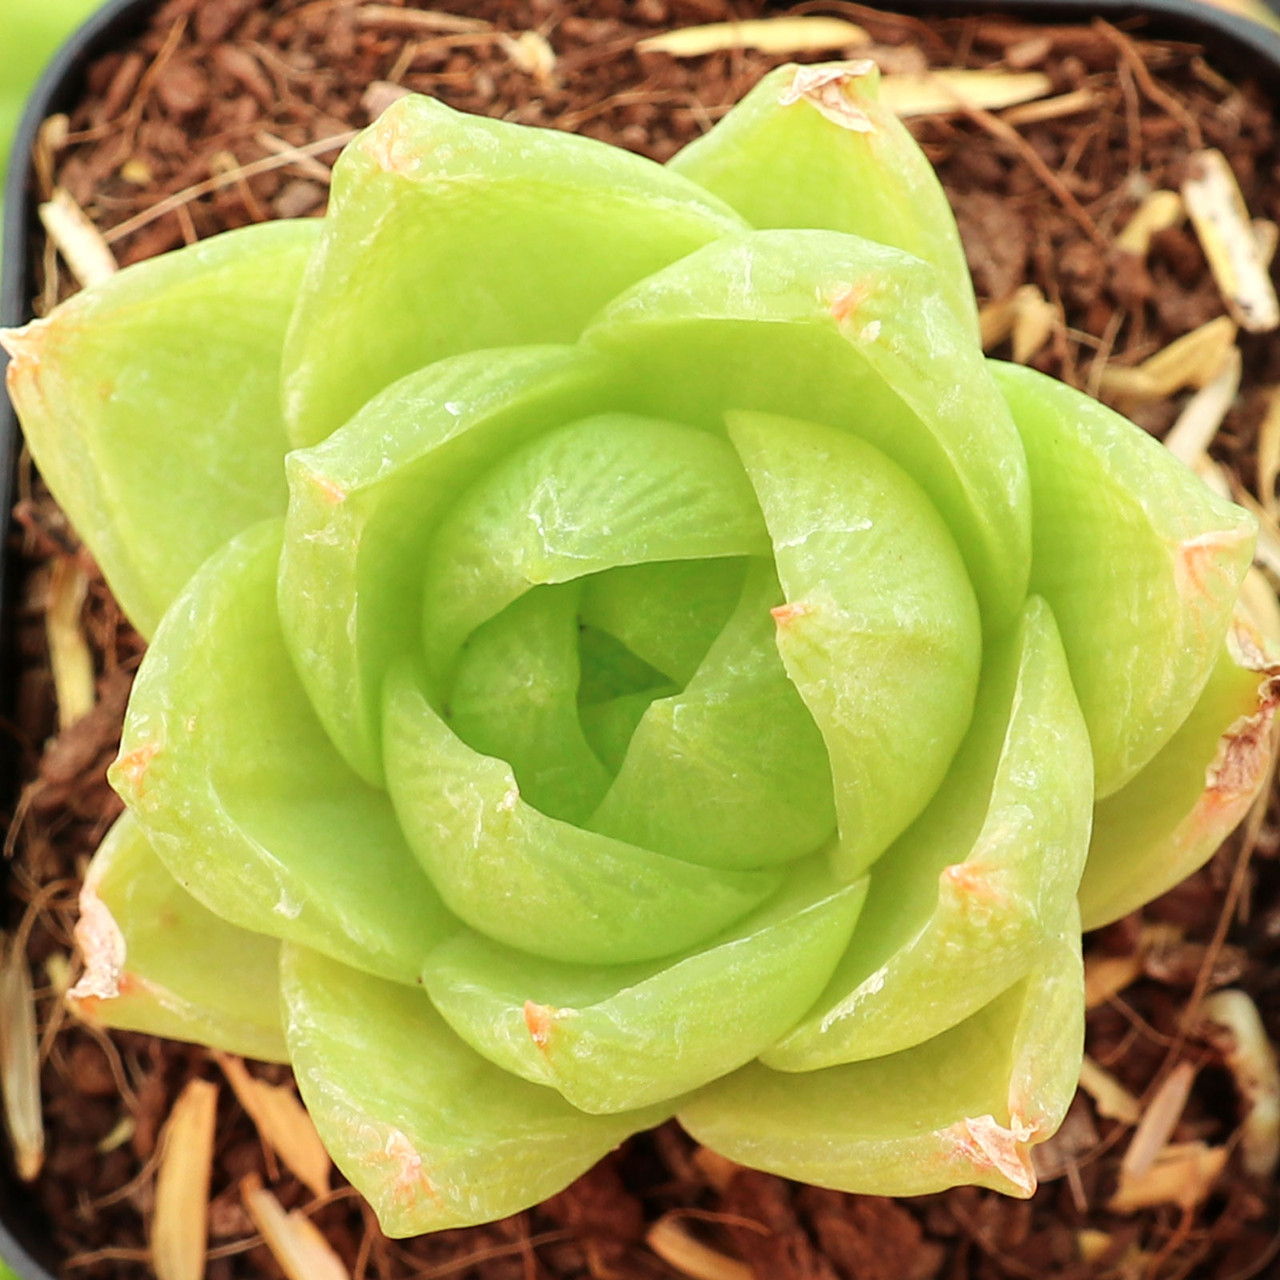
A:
309,474,348,506
771,602,814,628
1174,528,1253,602
113,743,161,798
523,1001,556,1053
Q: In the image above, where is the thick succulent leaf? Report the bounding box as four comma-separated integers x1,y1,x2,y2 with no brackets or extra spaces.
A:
2,221,316,637
991,361,1256,797
111,521,455,983
728,410,982,877
383,662,782,965
669,61,978,335
1080,616,1280,928
419,413,770,682
68,813,287,1063
582,229,1031,634
281,93,747,446
589,559,835,870
579,690,676,775
281,345,612,786
423,859,866,1114
281,945,666,1237
765,596,1092,1070
578,558,746,686
447,583,610,824
680,916,1084,1199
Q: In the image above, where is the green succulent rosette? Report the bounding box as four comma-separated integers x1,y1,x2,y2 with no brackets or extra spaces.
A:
5,62,1277,1235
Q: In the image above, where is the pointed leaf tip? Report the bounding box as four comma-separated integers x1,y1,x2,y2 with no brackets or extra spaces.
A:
948,1114,1037,1197
780,61,878,131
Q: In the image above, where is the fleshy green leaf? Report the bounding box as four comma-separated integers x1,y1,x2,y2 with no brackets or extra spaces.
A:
419,413,771,683
282,944,666,1237
382,661,782,965
447,583,610,825
583,229,1030,633
281,345,612,785
111,520,455,983
69,812,287,1063
765,595,1092,1070
728,410,981,877
680,915,1084,1199
669,61,978,336
423,858,865,1114
589,559,837,870
3,221,317,636
992,360,1256,796
1080,618,1280,928
281,93,747,446
578,558,746,686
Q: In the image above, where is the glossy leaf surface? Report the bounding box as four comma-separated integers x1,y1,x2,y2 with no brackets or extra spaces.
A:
765,596,1092,1069
282,945,666,1236
423,859,865,1113
680,918,1083,1198
281,94,746,446
70,813,287,1063
4,222,316,636
993,361,1256,796
112,521,454,983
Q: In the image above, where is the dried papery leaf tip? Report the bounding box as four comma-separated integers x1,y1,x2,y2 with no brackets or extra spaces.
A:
67,872,126,1005
0,321,45,373
780,62,877,131
949,1115,1037,1196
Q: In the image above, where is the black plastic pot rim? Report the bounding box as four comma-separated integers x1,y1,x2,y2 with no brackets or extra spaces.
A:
3,2,1280,1278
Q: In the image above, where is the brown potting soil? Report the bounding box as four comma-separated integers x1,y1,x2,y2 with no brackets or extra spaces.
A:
5,1,1280,1278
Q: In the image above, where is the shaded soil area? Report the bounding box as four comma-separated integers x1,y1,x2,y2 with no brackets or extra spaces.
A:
4,1,1280,1278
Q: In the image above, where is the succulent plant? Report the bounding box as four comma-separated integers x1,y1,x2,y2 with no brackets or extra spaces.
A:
4,61,1277,1236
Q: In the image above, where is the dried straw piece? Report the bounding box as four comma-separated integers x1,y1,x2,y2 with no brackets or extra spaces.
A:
1182,148,1280,333
241,1174,350,1280
352,4,490,34
1078,1056,1141,1125
1098,315,1238,403
636,17,870,57
1084,952,1144,1008
0,937,44,1181
1123,1060,1197,1180
215,1053,330,1198
1115,190,1184,256
878,69,1052,117
978,284,1056,362
1256,387,1280,516
151,1078,218,1280
1000,87,1097,126
692,1146,742,1192
38,189,117,288
1162,345,1242,469
45,557,95,730
647,1215,753,1280
1199,989,1280,1177
1109,1142,1228,1213
500,31,557,87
